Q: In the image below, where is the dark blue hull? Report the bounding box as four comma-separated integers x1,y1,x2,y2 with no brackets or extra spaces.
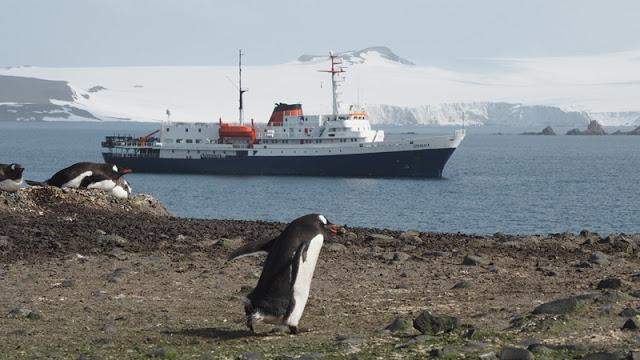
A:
102,148,457,178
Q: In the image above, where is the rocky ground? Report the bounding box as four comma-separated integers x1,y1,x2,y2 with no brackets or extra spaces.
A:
1,188,640,359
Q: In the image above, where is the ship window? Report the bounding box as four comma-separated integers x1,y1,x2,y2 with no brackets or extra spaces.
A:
185,128,189,132
186,139,193,143
195,139,201,144
176,139,183,143
166,128,170,132
198,129,202,132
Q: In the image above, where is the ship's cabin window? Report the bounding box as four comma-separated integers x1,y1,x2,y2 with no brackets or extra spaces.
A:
198,129,202,133
166,128,170,132
195,139,201,144
176,139,183,143
186,139,193,144
185,128,189,132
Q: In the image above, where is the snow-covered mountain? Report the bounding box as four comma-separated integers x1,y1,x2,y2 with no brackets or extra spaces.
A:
297,46,414,66
366,103,591,127
1,47,640,126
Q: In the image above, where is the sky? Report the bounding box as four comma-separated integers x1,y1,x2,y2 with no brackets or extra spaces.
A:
2,0,640,67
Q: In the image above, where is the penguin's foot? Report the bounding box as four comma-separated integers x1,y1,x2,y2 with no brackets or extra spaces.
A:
288,326,312,335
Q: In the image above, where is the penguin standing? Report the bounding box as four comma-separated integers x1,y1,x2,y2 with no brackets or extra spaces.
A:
229,214,341,335
0,163,25,193
26,162,131,192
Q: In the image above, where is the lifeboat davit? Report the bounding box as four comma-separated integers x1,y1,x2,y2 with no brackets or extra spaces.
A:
218,121,256,143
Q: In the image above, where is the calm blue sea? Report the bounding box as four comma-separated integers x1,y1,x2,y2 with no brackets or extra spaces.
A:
1,121,638,235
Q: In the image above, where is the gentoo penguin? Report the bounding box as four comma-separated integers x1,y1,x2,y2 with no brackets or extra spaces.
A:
110,177,132,199
26,162,131,191
229,214,341,335
0,163,25,193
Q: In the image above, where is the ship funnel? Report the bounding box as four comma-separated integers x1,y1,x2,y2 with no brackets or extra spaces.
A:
268,103,303,126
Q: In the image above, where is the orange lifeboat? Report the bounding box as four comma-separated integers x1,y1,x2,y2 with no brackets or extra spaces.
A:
219,121,256,143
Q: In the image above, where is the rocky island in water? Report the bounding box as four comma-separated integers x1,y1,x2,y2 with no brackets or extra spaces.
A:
1,188,640,359
566,120,608,135
521,126,556,135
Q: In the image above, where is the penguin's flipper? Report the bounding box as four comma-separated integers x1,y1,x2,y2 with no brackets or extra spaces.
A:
25,180,47,186
227,235,279,261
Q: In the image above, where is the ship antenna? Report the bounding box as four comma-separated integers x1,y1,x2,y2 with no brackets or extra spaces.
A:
238,49,248,125
319,51,345,116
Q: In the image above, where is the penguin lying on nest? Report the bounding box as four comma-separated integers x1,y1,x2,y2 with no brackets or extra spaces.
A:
228,214,342,335
26,162,133,198
0,163,25,193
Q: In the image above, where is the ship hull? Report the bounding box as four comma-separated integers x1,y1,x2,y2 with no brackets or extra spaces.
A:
102,147,457,178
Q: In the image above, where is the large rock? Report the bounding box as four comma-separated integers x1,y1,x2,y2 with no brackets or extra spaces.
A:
532,297,579,315
413,311,459,335
597,277,622,290
521,126,556,136
463,254,489,266
500,347,534,360
566,120,607,135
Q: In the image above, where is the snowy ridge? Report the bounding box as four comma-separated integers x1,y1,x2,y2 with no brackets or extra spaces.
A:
1,47,640,126
297,46,414,66
366,103,591,127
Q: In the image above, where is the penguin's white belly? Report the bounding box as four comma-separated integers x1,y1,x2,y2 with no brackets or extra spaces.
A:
0,178,22,192
286,234,324,327
110,185,129,199
87,179,117,191
61,171,93,188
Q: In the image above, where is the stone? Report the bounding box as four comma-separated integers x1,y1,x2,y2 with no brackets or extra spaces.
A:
384,317,412,333
622,317,640,331
7,308,41,320
597,277,622,290
369,233,397,246
335,335,363,354
452,280,472,289
620,308,640,317
392,252,411,262
148,347,168,358
217,237,244,250
463,254,488,266
582,352,621,360
324,243,347,253
97,233,128,246
240,352,262,360
93,338,113,348
500,346,534,360
197,239,218,248
589,251,610,266
413,311,459,335
532,297,579,315
343,232,358,241
106,268,130,283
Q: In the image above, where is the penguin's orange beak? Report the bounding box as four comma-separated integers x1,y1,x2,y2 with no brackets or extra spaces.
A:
325,223,343,236
120,168,133,175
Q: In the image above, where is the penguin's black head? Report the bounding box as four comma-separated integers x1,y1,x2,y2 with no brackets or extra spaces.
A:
109,164,132,178
316,214,343,236
5,164,24,180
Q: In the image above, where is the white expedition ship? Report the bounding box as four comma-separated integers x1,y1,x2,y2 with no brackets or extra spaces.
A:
102,52,465,177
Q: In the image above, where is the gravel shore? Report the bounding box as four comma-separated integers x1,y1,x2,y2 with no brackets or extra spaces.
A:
1,188,639,359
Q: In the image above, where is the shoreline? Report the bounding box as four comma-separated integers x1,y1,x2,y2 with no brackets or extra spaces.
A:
1,188,640,358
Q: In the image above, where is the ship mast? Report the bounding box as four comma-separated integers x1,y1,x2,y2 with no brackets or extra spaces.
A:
319,52,345,116
238,49,248,125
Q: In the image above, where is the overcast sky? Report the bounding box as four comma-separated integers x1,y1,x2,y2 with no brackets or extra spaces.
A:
2,0,640,67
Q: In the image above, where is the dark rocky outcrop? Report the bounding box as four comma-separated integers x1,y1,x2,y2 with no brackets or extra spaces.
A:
566,120,607,135
521,126,556,135
413,311,459,335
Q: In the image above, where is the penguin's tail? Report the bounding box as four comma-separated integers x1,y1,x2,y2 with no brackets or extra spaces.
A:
25,180,47,187
227,236,277,261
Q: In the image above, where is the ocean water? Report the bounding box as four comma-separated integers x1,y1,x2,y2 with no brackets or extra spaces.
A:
1,121,638,235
